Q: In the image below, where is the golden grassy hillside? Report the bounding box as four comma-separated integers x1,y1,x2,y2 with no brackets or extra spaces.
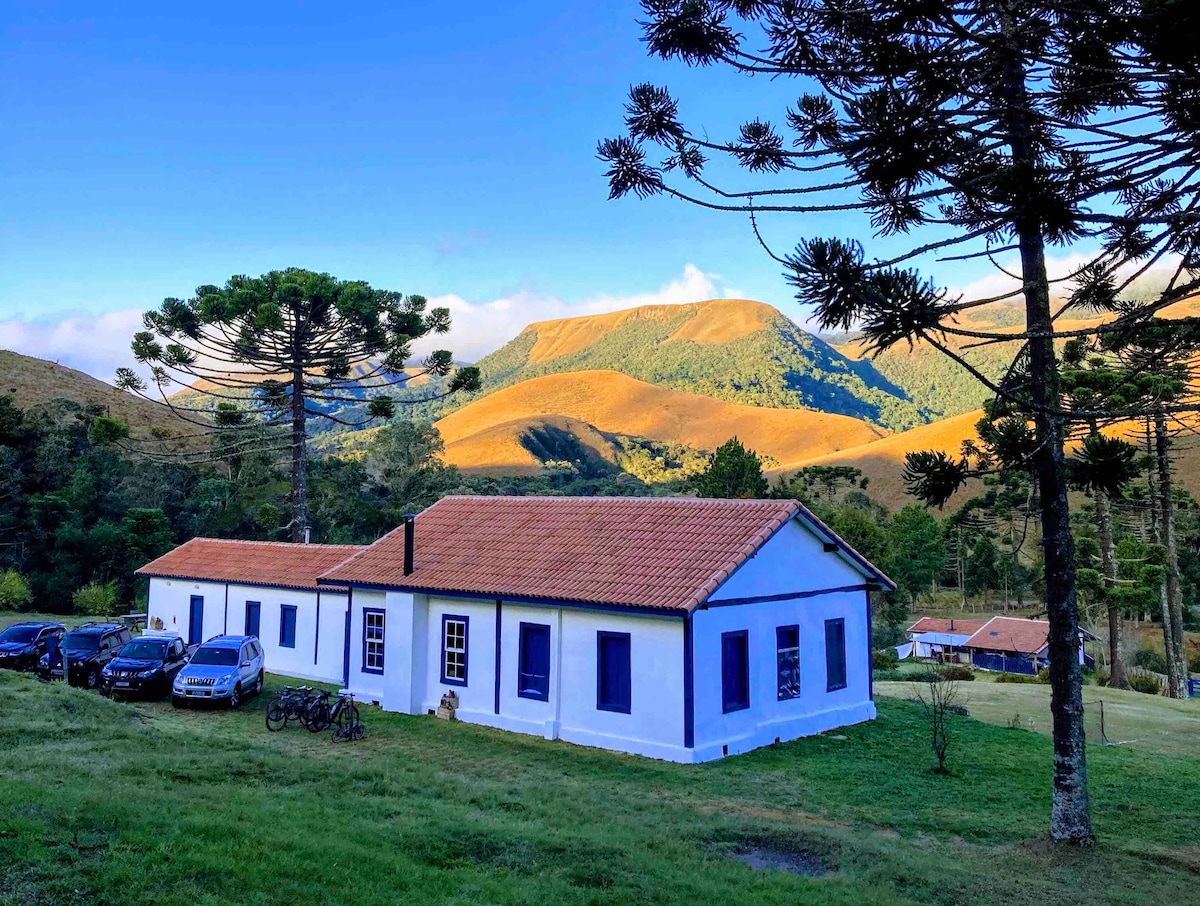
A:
441,414,618,476
0,349,195,443
522,299,778,364
435,369,887,471
771,410,986,510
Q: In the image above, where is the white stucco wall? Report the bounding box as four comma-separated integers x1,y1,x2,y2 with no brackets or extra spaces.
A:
147,578,348,684
688,519,876,760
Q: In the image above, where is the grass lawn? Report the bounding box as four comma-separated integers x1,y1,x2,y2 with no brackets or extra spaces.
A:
877,678,1200,758
2,673,1199,905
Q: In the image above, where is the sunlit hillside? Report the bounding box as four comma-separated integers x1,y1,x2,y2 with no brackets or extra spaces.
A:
0,349,196,446
473,298,926,431
435,370,888,473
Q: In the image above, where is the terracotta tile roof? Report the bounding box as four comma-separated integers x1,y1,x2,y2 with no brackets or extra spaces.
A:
962,617,1052,655
137,539,364,592
906,617,988,637
321,495,886,612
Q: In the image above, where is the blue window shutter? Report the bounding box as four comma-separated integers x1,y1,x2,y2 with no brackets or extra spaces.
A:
517,623,551,701
188,596,204,646
721,630,750,713
245,602,261,639
825,618,847,691
596,632,631,713
280,605,297,649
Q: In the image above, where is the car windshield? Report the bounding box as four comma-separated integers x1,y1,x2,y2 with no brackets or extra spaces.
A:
119,640,167,659
189,647,237,666
0,626,39,643
62,633,100,651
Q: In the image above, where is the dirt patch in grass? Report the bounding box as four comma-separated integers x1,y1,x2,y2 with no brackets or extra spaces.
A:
726,832,838,878
733,846,830,877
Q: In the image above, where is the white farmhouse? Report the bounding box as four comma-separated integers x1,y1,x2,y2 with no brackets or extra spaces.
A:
137,540,362,685
140,496,892,762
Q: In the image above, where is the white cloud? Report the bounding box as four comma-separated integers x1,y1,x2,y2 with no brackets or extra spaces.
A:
0,307,149,386
948,251,1186,304
421,264,734,362
0,265,737,379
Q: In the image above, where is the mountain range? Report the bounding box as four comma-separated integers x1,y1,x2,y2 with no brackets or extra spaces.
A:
8,294,1200,509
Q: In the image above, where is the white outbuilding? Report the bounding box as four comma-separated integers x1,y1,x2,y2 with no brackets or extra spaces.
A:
140,495,892,762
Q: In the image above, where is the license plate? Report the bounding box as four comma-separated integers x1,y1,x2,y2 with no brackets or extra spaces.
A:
116,682,131,688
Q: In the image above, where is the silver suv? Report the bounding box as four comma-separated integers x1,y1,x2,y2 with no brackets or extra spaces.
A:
171,635,264,709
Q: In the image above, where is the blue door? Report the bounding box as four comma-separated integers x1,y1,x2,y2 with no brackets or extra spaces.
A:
188,596,204,646
245,602,261,639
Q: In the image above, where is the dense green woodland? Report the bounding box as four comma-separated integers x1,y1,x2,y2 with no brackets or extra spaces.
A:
3,394,1199,653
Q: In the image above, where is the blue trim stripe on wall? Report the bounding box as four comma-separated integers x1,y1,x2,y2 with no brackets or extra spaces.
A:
865,589,874,701
493,599,502,715
683,613,694,748
314,591,321,665
342,588,353,686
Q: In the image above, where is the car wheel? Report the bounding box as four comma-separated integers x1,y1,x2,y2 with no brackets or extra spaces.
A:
85,668,99,690
228,683,241,710
256,670,264,694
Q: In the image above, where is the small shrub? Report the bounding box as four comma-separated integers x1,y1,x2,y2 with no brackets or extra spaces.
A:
0,570,33,610
872,648,900,671
1037,666,1051,684
1134,648,1168,674
872,670,905,682
995,673,1041,684
1095,668,1110,687
73,581,118,617
1127,673,1163,695
939,665,975,682
1186,650,1200,675
908,670,941,684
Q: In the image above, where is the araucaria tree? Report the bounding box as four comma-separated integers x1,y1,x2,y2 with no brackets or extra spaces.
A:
117,269,481,542
600,1,1200,842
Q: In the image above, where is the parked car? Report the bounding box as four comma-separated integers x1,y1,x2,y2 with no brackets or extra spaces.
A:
0,622,65,672
36,622,133,688
100,631,195,699
171,635,264,709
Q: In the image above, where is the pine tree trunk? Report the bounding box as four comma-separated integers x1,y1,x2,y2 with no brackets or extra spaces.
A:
1094,485,1127,689
290,370,309,544
999,13,1092,841
1154,414,1187,698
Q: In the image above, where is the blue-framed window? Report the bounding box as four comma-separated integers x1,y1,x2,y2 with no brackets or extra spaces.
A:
825,618,847,692
363,608,385,675
440,614,469,686
777,625,800,701
279,605,297,648
244,601,261,639
721,630,750,713
517,622,550,701
596,631,631,714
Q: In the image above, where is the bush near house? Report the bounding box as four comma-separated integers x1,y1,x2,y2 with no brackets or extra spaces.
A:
73,581,119,617
1134,649,1169,674
939,665,975,682
995,673,1042,685
0,571,33,611
872,648,900,671
1127,674,1164,696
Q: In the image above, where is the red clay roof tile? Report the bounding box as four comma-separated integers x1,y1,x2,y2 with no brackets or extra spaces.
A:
906,617,988,636
962,617,1052,655
137,539,363,592
319,495,883,612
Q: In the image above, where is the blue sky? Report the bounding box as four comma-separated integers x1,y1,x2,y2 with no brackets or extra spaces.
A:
0,1,993,377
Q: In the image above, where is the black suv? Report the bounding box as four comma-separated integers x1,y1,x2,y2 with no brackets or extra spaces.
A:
37,622,133,689
0,622,65,671
101,633,194,699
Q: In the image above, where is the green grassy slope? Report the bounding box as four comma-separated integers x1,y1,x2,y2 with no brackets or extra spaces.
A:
473,302,928,431
1,670,1198,905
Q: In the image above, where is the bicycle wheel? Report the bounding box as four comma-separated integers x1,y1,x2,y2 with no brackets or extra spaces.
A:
265,701,288,732
306,700,332,733
333,703,360,742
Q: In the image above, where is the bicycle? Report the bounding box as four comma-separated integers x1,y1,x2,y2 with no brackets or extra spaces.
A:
304,690,365,741
264,685,317,732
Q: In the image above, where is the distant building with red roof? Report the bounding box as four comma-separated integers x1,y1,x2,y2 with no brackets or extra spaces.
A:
142,495,893,762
